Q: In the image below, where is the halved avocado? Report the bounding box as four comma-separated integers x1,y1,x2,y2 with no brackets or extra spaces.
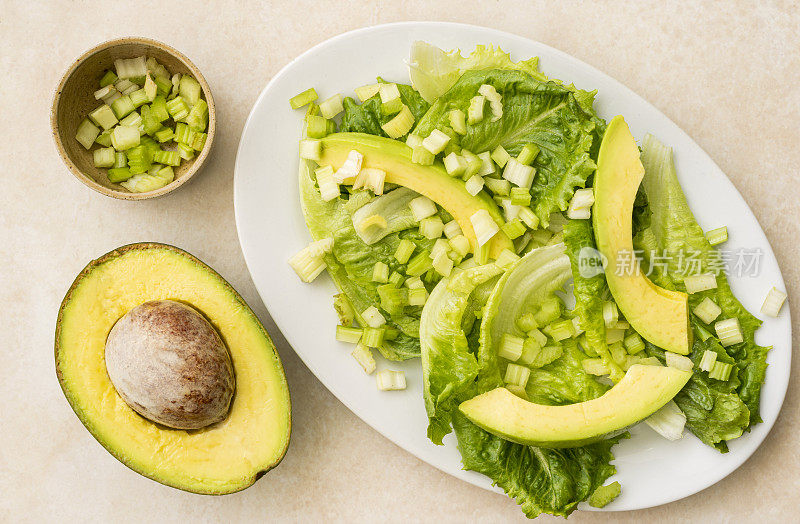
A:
459,364,691,448
317,133,514,259
55,243,291,494
593,116,691,354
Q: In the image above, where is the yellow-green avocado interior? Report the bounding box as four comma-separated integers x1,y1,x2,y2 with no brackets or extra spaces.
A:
55,243,291,494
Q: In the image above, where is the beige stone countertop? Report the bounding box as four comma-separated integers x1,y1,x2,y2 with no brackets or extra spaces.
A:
1,1,798,521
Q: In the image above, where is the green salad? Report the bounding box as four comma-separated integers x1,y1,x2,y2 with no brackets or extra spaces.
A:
287,42,785,518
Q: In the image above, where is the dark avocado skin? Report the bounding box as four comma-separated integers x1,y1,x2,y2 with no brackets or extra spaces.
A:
55,242,291,495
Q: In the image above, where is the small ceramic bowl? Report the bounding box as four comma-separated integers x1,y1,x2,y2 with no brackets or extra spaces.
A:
51,37,216,200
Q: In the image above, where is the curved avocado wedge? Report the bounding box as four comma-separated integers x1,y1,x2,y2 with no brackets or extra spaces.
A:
317,132,513,259
55,243,291,494
593,116,691,354
459,364,691,448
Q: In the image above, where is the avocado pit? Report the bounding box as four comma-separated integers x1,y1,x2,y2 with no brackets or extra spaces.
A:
105,299,235,430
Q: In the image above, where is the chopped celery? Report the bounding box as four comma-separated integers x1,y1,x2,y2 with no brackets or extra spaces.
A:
299,138,322,161
419,216,445,239
509,187,531,206
547,319,574,341
623,333,645,354
699,350,718,372
494,248,520,270
376,370,406,391
567,188,595,220
176,143,195,160
150,96,169,122
684,273,718,294
422,129,450,154
114,56,147,79
354,83,380,102
377,284,408,315
143,74,157,102
530,228,552,245
128,88,149,108
191,132,207,152
432,250,453,277
113,152,126,169
498,334,524,361
518,337,541,365
715,318,743,346
406,250,433,276
388,271,404,287
408,287,428,306
290,87,318,109
107,167,132,183
75,119,100,149
505,385,528,400
120,165,174,193
361,306,386,328
409,196,437,221
602,301,619,327
372,261,390,283
605,328,625,345
405,134,423,148
491,145,511,168
88,104,118,130
336,325,363,344
99,70,118,87
502,158,535,188
394,239,416,264
93,85,115,101
411,145,435,165
644,400,686,441
693,297,722,324
665,352,693,371
405,276,425,289
464,175,485,196
95,129,112,147
381,105,415,139
170,73,181,99
467,95,485,124
608,342,626,366
518,207,539,229
352,343,376,374
110,126,140,151
516,312,538,332
582,358,608,376
381,97,403,115
528,328,547,347
178,75,202,105
119,111,142,129
154,127,174,143
708,361,733,381
174,122,194,145
115,78,137,94
185,99,209,132
442,220,462,239
470,209,499,246
166,96,190,121
378,83,401,103
529,346,563,368
516,143,540,165
92,147,115,168
288,237,333,283
153,150,180,166
504,363,531,388
501,218,526,240
449,109,466,135
761,286,787,317
319,94,344,119
533,298,561,326
484,177,511,196
571,317,585,337
333,293,355,325
448,235,471,257
362,327,386,348
461,150,482,179
110,95,135,119
443,152,467,176
154,75,172,96
705,226,728,246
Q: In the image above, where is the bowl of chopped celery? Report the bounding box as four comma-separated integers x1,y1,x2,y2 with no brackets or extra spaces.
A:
51,37,215,200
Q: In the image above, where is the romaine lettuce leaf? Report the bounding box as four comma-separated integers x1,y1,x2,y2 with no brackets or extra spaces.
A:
413,69,600,227
299,160,433,360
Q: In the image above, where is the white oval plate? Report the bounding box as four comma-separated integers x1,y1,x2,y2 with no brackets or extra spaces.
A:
234,22,791,512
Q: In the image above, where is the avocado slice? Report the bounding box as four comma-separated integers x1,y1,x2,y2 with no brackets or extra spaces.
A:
459,364,691,448
317,133,514,259
55,243,291,494
592,116,691,354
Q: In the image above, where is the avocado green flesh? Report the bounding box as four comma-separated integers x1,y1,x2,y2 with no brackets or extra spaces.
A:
459,364,691,448
55,243,291,494
592,116,691,354
318,133,514,259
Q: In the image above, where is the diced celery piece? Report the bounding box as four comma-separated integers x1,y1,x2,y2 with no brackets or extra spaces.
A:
93,85,115,101
382,105,415,139
665,352,693,371
110,95,136,119
377,284,408,315
528,328,547,348
517,143,540,165
693,297,722,324
501,218,526,240
467,95,485,124
154,127,174,143
464,175,485,196
448,235,471,257
461,150,482,179
299,138,322,161
708,361,733,381
408,287,428,306
376,370,406,391
119,111,142,129
498,334,525,361
761,286,787,317
361,306,386,328
354,83,380,102
388,271,404,287
516,312,538,332
110,126,140,151
379,83,401,103
381,97,403,115
419,216,445,240
92,147,115,168
107,167,132,183
494,248,520,270
706,226,728,246
529,346,563,368
177,75,201,106
114,56,147,79
470,209,499,247
602,301,619,327
504,363,530,388
411,145,434,165
120,165,174,193
306,115,329,139
177,143,195,160
699,350,718,372
372,261,390,283
422,130,450,155
336,325,363,344
509,187,531,206
153,150,180,166
409,196,437,221
442,220,462,239
505,385,528,400
582,358,609,376
128,88,149,108
185,99,209,132
290,87,318,109
547,319,574,341
518,337,541,366
154,75,172,96
88,104,118,130
623,333,645,354
95,129,112,147
503,158,535,188
491,145,511,168
319,93,344,119
143,74,158,102
166,96,190,121
174,122,194,145
530,228,552,245
406,250,432,276
329,293,354,326
352,343,376,374
605,328,625,345
518,207,539,229
715,318,743,346
609,341,627,366
362,327,386,348
99,70,118,87
443,152,467,177
684,273,718,294
533,298,561,326
449,109,467,135
484,177,511,196
394,238,416,264
113,152,126,169
432,250,454,277
150,96,169,122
